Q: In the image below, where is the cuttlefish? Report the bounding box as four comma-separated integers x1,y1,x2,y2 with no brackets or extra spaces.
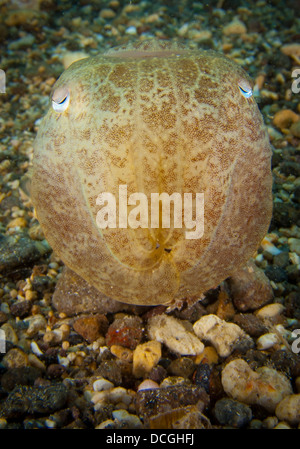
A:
30,39,272,312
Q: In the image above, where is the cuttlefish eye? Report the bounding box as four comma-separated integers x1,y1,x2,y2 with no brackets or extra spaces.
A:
51,86,70,112
238,79,253,98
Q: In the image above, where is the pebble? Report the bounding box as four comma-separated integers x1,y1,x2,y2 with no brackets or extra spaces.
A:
288,238,300,256
221,358,293,412
4,9,43,26
135,384,209,420
24,314,47,337
93,377,114,392
52,267,136,316
73,314,109,343
213,398,252,428
262,416,278,429
222,19,247,35
290,121,300,138
281,43,300,59
99,8,116,19
227,260,274,311
147,314,204,356
112,409,142,428
2,348,29,369
193,363,212,394
273,109,300,130
92,386,133,411
0,384,68,419
137,379,160,391
8,34,35,51
0,323,18,345
274,422,292,429
148,365,167,384
106,315,143,350
194,346,219,365
0,234,51,275
234,313,268,338
260,236,281,255
110,344,133,362
1,366,42,392
10,300,32,318
168,357,196,379
0,311,8,325
95,419,115,429
255,303,285,320
193,314,253,357
275,394,300,425
256,332,281,350
96,360,122,385
160,377,188,388
7,217,28,229
133,341,161,378
125,26,137,35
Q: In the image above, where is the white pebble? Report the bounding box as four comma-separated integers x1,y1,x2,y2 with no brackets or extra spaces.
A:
261,236,281,255
275,394,300,425
57,355,69,368
221,358,292,412
137,379,160,391
125,26,137,35
30,341,44,356
193,314,252,357
45,419,56,428
256,332,281,350
255,303,285,319
148,314,204,356
93,377,114,392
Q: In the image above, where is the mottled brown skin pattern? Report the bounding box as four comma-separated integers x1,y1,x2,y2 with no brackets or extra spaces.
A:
31,40,272,307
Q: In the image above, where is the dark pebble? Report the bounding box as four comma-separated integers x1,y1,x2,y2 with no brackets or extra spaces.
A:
0,234,51,275
286,264,300,283
95,360,122,386
270,349,300,377
168,357,196,379
293,185,300,204
234,313,269,338
279,161,300,177
46,363,67,379
173,302,206,322
0,383,68,419
271,202,300,228
0,311,8,325
285,291,300,319
214,398,252,428
193,363,212,393
264,265,288,282
244,349,269,370
52,267,137,316
273,251,290,268
148,365,167,384
135,384,209,420
31,275,55,294
1,367,42,392
228,260,274,311
10,300,32,318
